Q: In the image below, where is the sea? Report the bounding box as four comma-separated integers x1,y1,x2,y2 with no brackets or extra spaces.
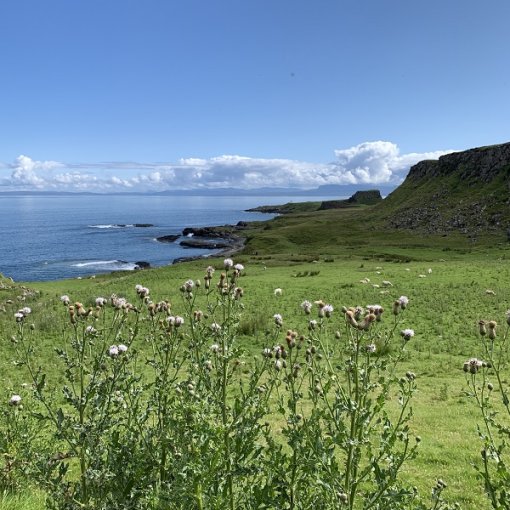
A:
0,194,323,282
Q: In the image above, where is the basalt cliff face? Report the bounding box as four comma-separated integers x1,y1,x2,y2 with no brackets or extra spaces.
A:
376,142,510,236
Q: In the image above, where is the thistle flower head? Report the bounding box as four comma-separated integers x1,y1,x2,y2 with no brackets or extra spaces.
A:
463,358,485,374
274,288,283,296
398,296,409,309
223,258,234,270
322,304,334,318
9,395,22,406
400,328,415,341
95,297,107,307
301,300,312,314
108,345,119,358
60,295,70,305
273,313,283,327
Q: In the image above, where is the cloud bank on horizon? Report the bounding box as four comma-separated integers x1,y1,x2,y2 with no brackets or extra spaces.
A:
0,141,455,192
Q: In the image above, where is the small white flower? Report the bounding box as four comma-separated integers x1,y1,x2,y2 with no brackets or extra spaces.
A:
108,345,119,357
21,307,31,316
427,268,432,274
401,328,415,341
14,312,24,322
184,279,194,292
118,344,128,353
223,258,234,269
398,296,409,309
301,300,312,314
262,347,272,358
174,316,184,327
234,263,244,271
322,304,334,317
210,343,220,353
273,313,283,326
274,359,283,371
9,395,22,406
274,288,283,296
308,319,318,330
60,295,70,305
366,344,376,353
95,297,107,307
211,322,222,333
85,325,97,335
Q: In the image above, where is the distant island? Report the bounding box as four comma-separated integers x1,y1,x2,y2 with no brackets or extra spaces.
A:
0,184,396,197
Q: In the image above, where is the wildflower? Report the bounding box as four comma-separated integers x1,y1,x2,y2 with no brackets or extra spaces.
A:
274,288,283,296
118,344,128,353
478,320,487,336
322,304,334,318
223,258,234,270
14,312,24,322
204,360,213,371
274,359,283,371
301,300,312,314
463,358,486,373
234,287,244,299
60,295,70,305
308,319,318,330
286,330,297,348
135,285,150,298
211,322,222,333
273,313,283,327
183,279,194,292
174,316,184,327
398,296,409,309
108,345,119,357
428,268,432,274
382,280,393,287
85,325,97,335
262,347,272,358
358,313,376,331
488,320,497,340
210,343,220,353
234,263,244,272
206,265,215,276
95,297,107,307
406,371,416,381
366,344,376,353
9,395,22,406
400,328,415,341
345,309,358,328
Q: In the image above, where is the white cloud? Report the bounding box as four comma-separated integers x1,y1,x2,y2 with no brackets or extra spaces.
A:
331,141,453,184
0,142,457,192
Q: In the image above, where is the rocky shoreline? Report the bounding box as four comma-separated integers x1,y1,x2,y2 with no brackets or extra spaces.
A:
164,222,249,264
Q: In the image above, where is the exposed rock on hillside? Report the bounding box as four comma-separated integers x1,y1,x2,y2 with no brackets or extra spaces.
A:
377,142,510,236
319,190,382,210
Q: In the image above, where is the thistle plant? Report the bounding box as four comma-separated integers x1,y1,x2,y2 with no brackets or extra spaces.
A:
464,312,510,509
4,264,456,509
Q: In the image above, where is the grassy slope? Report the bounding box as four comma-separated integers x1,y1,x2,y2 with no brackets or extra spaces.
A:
2,202,510,509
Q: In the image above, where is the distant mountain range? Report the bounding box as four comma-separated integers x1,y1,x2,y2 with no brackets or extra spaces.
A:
0,184,397,198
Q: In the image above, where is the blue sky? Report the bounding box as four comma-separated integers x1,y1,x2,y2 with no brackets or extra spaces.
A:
1,0,509,192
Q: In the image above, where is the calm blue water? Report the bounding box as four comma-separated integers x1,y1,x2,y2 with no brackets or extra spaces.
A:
0,194,314,282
